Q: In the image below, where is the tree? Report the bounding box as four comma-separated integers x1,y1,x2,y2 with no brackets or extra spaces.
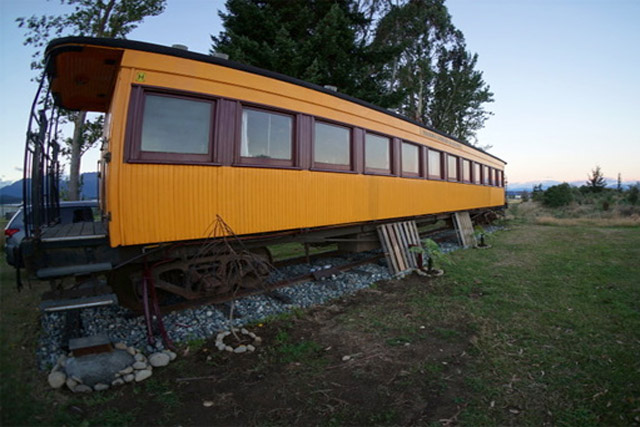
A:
617,173,622,192
211,0,396,107
18,0,166,200
627,183,639,205
368,0,493,143
586,166,607,193
543,183,573,208
212,0,494,143
532,183,544,201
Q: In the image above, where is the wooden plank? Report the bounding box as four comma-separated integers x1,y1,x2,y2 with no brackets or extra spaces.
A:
387,224,406,273
400,222,416,269
377,226,398,275
379,225,400,275
391,224,406,269
453,212,476,248
404,221,419,267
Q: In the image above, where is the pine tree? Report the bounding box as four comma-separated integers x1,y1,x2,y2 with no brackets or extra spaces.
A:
586,166,607,193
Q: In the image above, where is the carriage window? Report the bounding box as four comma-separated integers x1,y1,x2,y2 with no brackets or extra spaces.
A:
241,108,293,162
140,94,212,154
482,165,489,184
314,121,351,168
462,159,471,182
473,162,480,184
428,149,442,179
447,155,458,181
365,133,391,173
402,142,420,176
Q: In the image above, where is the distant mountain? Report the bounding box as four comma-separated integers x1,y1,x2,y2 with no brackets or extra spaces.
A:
0,172,98,202
507,178,637,192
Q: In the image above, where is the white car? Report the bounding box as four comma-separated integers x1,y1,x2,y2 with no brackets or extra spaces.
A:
4,200,98,267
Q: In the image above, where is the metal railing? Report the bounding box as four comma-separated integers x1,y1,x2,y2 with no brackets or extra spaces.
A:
23,72,61,238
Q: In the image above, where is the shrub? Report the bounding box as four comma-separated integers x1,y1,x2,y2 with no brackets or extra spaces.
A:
628,184,639,205
543,183,573,208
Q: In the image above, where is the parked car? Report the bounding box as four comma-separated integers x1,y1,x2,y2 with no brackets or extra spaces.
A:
4,200,98,267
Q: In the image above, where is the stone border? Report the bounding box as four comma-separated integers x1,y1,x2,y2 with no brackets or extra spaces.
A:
215,328,262,354
47,342,177,392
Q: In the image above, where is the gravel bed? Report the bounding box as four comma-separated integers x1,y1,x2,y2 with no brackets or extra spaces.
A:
36,226,504,370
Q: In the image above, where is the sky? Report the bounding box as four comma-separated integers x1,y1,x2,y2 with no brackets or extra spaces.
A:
1,0,639,187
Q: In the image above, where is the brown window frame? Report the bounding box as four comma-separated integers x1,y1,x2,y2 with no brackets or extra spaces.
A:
427,148,444,180
472,162,481,184
364,131,393,175
461,158,472,183
125,85,218,164
400,141,422,178
236,104,298,168
311,118,354,173
447,154,460,182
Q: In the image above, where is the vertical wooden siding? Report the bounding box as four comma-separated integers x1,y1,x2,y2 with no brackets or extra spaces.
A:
105,50,505,247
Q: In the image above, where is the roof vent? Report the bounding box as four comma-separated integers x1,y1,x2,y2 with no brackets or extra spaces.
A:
171,44,189,51
212,52,229,60
324,85,338,92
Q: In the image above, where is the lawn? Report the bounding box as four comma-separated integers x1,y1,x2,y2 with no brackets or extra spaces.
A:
1,209,639,425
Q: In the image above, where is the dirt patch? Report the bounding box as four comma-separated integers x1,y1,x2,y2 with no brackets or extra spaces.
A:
71,276,476,426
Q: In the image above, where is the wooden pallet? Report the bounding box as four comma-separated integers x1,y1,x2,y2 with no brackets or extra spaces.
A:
453,211,476,248
377,221,421,276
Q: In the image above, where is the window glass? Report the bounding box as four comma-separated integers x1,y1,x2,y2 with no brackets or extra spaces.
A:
428,150,441,178
402,142,419,174
462,159,470,182
141,94,211,154
447,155,458,180
241,108,292,160
314,122,350,166
473,163,480,184
365,133,390,171
483,165,489,184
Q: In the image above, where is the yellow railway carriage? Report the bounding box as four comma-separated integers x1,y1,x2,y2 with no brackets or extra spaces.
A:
21,37,505,304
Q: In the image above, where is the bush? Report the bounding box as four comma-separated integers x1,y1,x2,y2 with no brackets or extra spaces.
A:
628,185,639,205
543,183,573,208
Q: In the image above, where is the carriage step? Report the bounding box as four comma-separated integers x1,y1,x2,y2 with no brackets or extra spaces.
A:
40,284,118,312
36,262,112,279
39,293,118,312
69,333,114,356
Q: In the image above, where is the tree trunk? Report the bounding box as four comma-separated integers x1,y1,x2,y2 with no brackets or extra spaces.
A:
68,111,87,201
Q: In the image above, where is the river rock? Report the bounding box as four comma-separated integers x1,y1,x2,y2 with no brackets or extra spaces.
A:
114,342,128,350
66,378,78,389
165,350,177,361
234,345,247,354
132,361,147,370
135,369,152,382
48,371,66,389
123,374,135,382
134,353,147,362
119,366,133,375
112,378,124,386
93,383,109,391
149,352,170,367
74,384,92,393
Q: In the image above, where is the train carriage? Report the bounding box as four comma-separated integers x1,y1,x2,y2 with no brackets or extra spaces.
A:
20,37,506,307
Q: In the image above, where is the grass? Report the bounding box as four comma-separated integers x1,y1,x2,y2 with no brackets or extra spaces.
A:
1,206,639,425
406,222,640,425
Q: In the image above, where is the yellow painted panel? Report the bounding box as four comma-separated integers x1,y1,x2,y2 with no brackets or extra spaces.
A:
112,165,504,247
